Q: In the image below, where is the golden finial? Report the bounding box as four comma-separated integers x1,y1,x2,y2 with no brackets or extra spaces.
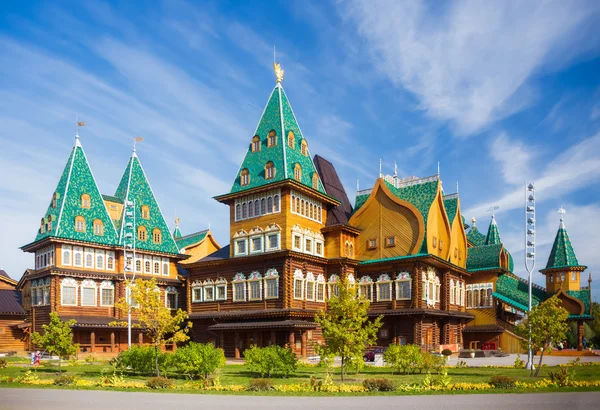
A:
471,217,476,226
273,62,284,84
175,217,180,227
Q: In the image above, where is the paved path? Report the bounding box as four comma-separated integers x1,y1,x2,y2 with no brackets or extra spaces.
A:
0,389,598,410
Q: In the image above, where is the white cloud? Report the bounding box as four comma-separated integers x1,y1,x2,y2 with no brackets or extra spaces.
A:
465,131,600,218
340,0,600,135
490,133,533,186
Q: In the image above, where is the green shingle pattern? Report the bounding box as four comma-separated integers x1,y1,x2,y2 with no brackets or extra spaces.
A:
229,84,326,195
32,142,119,246
545,226,581,269
444,197,458,226
175,230,208,250
467,226,486,246
101,194,123,204
494,274,546,312
173,227,182,239
115,154,180,255
359,253,429,265
567,289,591,315
485,218,502,245
466,244,503,271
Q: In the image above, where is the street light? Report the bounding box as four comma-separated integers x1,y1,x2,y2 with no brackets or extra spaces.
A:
524,181,535,371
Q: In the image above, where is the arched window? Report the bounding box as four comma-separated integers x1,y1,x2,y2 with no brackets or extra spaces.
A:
300,140,308,156
449,280,455,305
293,270,304,300
261,198,266,214
274,195,280,212
267,196,273,213
154,261,160,275
376,274,392,301
242,202,248,219
235,204,241,220
75,216,86,232
153,228,162,244
93,219,104,236
294,164,302,181
62,246,72,266
145,261,151,273
141,205,150,219
232,273,247,302
265,161,275,179
81,193,91,209
287,131,295,148
40,218,45,234
47,215,53,231
254,200,260,216
240,168,250,186
135,259,142,272
267,130,277,147
96,252,104,269
106,251,115,270
251,135,261,152
138,226,147,241
52,192,58,208
395,272,412,300
75,252,82,266
248,201,254,218
312,173,319,190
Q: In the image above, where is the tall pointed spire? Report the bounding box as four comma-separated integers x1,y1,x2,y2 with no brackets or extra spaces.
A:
485,213,502,245
173,217,182,239
545,208,581,269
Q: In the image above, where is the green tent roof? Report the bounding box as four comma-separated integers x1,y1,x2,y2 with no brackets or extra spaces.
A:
467,225,486,246
545,220,582,270
485,216,502,245
466,244,503,271
229,83,326,196
175,230,208,250
173,226,182,239
115,152,180,255
30,137,119,246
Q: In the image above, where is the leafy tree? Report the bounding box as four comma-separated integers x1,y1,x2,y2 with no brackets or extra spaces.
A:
31,312,79,373
315,277,382,381
383,344,423,374
515,295,569,376
244,345,297,378
170,342,226,382
114,277,191,377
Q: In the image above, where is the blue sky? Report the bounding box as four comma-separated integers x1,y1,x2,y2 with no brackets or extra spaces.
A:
1,0,599,295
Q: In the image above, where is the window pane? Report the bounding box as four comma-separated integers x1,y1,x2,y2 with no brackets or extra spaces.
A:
306,282,314,300
266,279,278,298
101,288,114,306
82,287,96,306
193,288,202,302
294,279,303,299
234,283,245,301
62,286,76,305
217,285,226,300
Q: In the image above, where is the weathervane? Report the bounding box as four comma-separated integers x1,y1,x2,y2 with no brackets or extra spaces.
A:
133,136,144,152
75,115,86,137
558,206,566,221
487,205,499,218
273,46,284,83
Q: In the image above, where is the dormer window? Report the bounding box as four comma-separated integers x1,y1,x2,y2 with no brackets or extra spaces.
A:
300,140,308,156
75,216,86,232
251,135,261,152
267,130,277,147
138,226,147,241
52,192,58,208
93,219,104,236
312,173,319,190
265,161,275,179
141,205,150,219
294,164,302,181
81,194,91,209
240,168,250,186
287,131,295,148
153,228,162,244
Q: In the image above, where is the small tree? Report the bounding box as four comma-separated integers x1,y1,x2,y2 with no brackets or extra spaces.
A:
170,342,226,382
516,294,569,376
114,278,191,377
315,277,382,381
31,312,79,373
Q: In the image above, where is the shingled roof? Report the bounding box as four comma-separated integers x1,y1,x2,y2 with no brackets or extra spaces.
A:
0,290,26,315
228,82,327,196
543,218,585,270
313,155,352,226
485,216,502,245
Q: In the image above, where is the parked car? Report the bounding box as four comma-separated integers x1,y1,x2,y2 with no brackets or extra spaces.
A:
363,346,386,362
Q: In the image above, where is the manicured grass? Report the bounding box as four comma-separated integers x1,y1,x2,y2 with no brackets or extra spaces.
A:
2,358,600,396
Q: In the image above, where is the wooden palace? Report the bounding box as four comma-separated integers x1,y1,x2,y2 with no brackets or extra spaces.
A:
0,63,593,358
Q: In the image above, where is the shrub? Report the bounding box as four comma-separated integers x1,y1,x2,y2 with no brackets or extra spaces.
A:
169,342,226,381
490,375,517,389
513,355,525,369
549,367,575,387
117,345,167,375
421,352,445,374
247,378,274,391
85,355,96,364
363,378,395,392
383,344,423,374
441,349,453,357
146,376,174,389
244,345,297,378
0,359,7,368
455,360,468,368
53,375,76,386
67,358,78,367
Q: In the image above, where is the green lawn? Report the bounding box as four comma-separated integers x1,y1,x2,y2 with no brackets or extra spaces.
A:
2,359,600,396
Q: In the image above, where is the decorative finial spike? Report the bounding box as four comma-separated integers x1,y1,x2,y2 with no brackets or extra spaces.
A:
394,161,398,176
175,217,180,228
456,181,459,195
558,206,566,228
471,217,476,227
487,205,499,219
357,179,360,191
74,115,86,146
133,136,144,154
437,161,440,176
273,60,284,84
379,159,382,177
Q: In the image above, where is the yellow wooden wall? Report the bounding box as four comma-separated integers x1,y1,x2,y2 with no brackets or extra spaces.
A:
426,189,452,260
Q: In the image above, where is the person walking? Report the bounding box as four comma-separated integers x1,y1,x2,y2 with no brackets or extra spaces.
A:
583,337,588,350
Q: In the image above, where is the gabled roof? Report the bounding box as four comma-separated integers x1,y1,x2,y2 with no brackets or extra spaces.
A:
493,274,547,312
467,224,486,246
28,136,119,247
466,244,503,271
114,151,180,255
313,155,352,226
229,83,327,196
485,216,502,245
0,269,16,285
354,175,440,253
0,289,26,315
200,245,231,262
175,230,208,250
544,219,584,270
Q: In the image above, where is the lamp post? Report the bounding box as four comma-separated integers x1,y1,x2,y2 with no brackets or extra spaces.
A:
123,198,136,348
524,181,536,370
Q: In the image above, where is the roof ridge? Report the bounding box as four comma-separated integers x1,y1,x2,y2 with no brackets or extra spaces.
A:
176,229,209,241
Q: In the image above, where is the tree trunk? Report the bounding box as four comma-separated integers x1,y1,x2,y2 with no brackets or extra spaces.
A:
58,356,62,374
341,356,345,382
534,349,545,377
155,345,160,377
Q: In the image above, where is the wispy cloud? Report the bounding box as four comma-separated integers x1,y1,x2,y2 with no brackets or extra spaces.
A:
490,133,534,186
339,0,600,135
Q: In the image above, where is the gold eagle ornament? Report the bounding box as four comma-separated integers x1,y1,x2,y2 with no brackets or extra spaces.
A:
273,62,284,83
